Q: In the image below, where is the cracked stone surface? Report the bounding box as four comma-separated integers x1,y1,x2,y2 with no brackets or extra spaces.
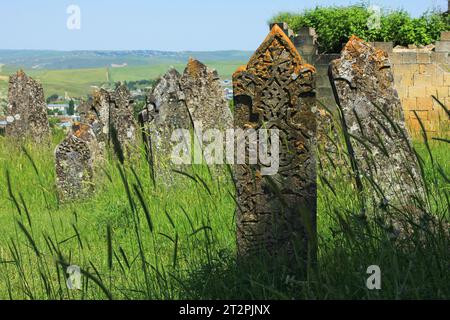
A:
329,36,426,213
139,68,192,173
233,25,317,261
180,58,233,131
88,84,138,158
6,70,49,143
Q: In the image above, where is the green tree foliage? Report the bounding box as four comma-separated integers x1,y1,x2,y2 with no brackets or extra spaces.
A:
46,94,59,104
68,99,75,116
271,5,450,53
125,79,155,91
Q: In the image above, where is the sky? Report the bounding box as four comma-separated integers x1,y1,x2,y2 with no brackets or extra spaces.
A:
0,0,447,51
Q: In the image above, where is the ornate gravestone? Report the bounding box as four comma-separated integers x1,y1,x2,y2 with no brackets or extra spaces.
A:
180,58,233,131
139,68,192,171
6,70,50,143
55,123,98,201
233,25,317,262
269,23,343,178
329,36,425,211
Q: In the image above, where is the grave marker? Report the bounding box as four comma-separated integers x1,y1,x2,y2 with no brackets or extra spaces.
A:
233,25,318,263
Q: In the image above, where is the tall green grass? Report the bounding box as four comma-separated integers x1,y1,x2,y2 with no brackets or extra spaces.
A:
0,111,448,300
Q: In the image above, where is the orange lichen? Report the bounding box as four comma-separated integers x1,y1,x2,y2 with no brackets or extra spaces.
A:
343,35,369,57
16,69,26,78
344,36,390,70
271,25,306,73
374,49,388,61
295,141,307,152
269,25,302,61
301,63,316,74
233,65,247,78
243,123,257,129
72,122,91,140
234,24,315,80
254,25,309,75
92,89,108,106
93,90,102,100
185,58,206,79
348,34,365,43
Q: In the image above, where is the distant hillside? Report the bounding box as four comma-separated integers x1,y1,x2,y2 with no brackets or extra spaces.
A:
0,50,252,70
0,49,251,99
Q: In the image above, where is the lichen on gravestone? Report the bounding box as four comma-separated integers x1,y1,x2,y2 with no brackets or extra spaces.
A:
329,36,427,234
91,88,113,143
6,70,50,143
180,58,233,131
55,123,98,202
139,68,192,175
87,84,139,159
109,84,139,158
233,25,317,265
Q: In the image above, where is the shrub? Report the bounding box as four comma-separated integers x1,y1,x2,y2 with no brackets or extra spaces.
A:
271,5,450,53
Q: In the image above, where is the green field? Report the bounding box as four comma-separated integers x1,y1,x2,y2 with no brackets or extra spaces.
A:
0,61,245,99
0,121,448,299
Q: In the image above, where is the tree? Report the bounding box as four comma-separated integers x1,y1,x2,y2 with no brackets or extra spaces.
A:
271,5,450,53
46,94,59,104
68,99,75,116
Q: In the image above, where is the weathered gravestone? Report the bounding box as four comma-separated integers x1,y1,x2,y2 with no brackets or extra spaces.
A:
139,68,192,171
78,100,96,128
233,25,317,263
109,84,139,157
90,89,110,144
329,36,425,213
78,100,105,148
6,70,50,143
79,96,109,152
55,123,98,201
180,58,233,131
77,100,90,124
90,84,138,158
269,23,343,179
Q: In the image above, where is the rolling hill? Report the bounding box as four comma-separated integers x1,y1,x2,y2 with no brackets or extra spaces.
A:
0,50,250,98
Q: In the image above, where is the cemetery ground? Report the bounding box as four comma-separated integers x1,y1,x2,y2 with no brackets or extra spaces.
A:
0,119,448,300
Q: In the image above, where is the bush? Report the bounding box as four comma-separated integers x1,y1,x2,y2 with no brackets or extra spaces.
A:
271,5,450,53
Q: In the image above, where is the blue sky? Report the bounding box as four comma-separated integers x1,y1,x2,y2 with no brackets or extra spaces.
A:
0,0,446,51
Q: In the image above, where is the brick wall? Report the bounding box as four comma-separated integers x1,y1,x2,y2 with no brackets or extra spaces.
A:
271,23,450,136
390,45,450,134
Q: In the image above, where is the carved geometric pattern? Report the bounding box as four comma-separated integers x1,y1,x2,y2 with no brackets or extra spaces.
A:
233,25,317,262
